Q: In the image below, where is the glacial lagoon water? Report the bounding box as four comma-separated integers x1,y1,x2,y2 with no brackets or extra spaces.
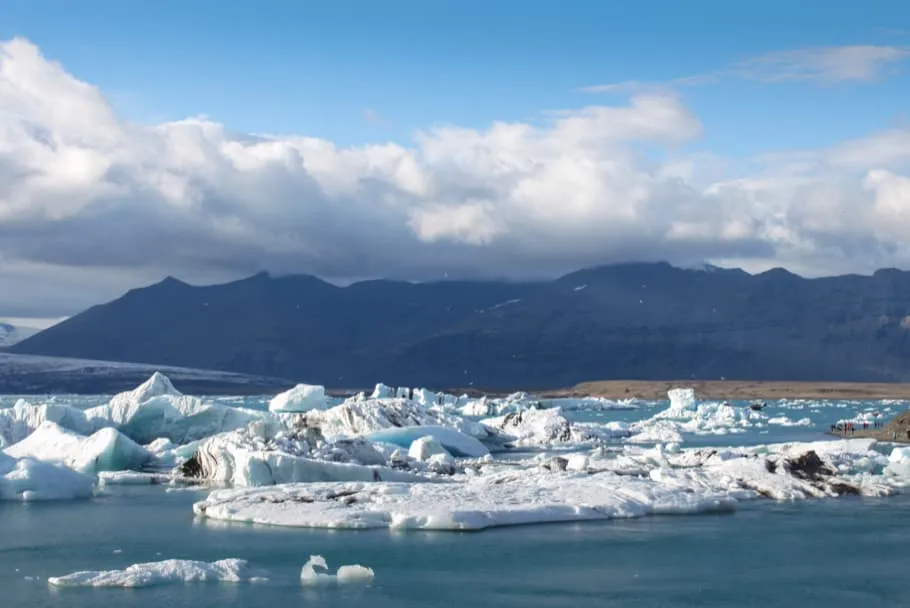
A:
3,392,910,606
4,486,910,607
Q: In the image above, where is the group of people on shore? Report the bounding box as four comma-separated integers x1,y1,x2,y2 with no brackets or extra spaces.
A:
831,415,884,435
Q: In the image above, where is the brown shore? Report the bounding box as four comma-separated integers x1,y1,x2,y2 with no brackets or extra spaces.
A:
538,380,910,401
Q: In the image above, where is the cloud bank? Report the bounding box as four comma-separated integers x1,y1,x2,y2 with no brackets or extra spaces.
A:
2,37,910,316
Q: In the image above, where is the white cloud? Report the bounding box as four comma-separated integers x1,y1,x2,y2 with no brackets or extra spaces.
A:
582,44,910,92
1,37,910,315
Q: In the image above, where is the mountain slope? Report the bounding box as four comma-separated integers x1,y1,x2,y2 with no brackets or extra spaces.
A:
13,263,910,388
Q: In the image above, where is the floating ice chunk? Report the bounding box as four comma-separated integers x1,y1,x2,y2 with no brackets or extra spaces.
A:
300,555,374,586
47,558,266,588
84,381,275,445
666,388,697,413
68,428,154,475
4,422,153,475
115,372,183,406
408,436,450,462
411,388,438,407
0,452,94,501
481,408,599,446
182,425,427,487
565,454,589,471
98,471,171,485
269,384,328,413
194,470,735,531
545,397,639,411
3,421,84,463
301,399,510,451
767,416,812,427
627,421,684,444
889,447,910,463
367,426,488,458
0,401,94,446
370,383,395,399
195,438,892,531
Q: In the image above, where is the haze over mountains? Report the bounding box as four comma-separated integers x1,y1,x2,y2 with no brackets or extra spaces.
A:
9,262,910,389
0,322,40,347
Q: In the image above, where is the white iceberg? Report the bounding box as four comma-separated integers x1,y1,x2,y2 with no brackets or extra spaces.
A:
194,470,735,531
47,558,266,587
194,438,890,531
181,423,428,487
83,373,275,444
366,425,488,458
0,451,94,501
269,384,328,413
68,427,154,475
408,436,450,462
4,421,153,475
298,397,511,451
300,555,374,586
0,400,95,446
481,408,601,447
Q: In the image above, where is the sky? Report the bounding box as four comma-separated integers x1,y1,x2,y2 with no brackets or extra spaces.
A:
0,0,909,326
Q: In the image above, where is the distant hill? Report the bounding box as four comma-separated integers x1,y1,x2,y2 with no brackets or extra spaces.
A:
0,322,40,347
12,262,910,389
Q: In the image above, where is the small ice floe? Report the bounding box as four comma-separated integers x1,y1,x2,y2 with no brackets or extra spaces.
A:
47,558,268,588
300,555,374,586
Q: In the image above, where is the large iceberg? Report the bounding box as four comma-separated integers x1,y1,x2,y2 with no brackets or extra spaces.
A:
0,451,94,501
0,400,95,446
84,373,275,444
4,421,153,474
292,397,511,450
180,423,429,486
193,439,891,531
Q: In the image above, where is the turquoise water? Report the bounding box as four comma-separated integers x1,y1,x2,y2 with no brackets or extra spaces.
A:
3,485,910,607
4,393,910,606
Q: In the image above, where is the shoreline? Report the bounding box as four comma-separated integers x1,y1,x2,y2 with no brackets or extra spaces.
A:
540,380,910,401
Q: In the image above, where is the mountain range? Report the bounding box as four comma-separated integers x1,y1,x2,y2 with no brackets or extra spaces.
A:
9,262,910,389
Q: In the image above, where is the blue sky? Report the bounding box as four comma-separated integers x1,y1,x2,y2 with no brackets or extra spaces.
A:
2,0,908,157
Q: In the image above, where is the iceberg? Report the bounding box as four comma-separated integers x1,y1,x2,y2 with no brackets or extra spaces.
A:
0,400,95,446
194,439,891,531
269,384,328,413
300,555,374,586
181,423,428,486
67,427,154,475
47,558,267,587
481,408,602,447
194,471,735,531
4,421,153,475
408,436,450,461
366,425,488,458
83,373,275,444
0,451,94,501
297,397,511,450
3,421,85,463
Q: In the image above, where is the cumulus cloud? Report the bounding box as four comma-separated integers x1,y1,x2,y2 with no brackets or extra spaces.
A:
1,37,910,316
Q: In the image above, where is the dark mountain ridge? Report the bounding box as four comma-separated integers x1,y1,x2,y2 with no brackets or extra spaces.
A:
12,262,910,389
